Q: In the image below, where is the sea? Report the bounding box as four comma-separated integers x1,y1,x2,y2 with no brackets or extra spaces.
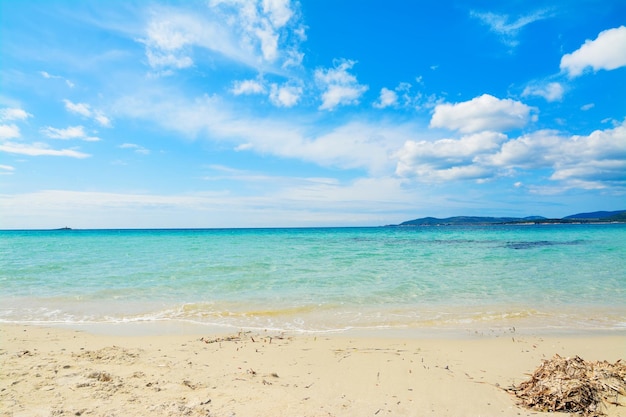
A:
1,224,625,336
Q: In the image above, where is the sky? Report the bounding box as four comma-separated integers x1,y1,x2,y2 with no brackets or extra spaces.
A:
1,0,625,229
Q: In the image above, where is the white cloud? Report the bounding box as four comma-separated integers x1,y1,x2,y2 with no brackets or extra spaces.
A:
372,83,441,110
561,26,626,77
145,15,193,51
485,121,626,188
141,9,225,73
40,125,100,142
63,100,112,127
40,71,75,88
269,83,302,107
231,79,266,95
255,25,280,61
430,94,534,133
315,59,368,111
0,141,91,158
395,131,507,181
0,124,21,140
219,0,299,63
470,9,551,48
395,119,626,189
0,164,15,172
294,121,411,172
0,108,31,121
0,108,94,159
145,47,194,71
581,103,595,111
484,129,562,169
549,123,626,186
115,88,623,191
142,1,304,74
114,92,411,173
94,112,112,127
63,99,92,117
522,82,564,102
373,88,398,109
262,0,293,28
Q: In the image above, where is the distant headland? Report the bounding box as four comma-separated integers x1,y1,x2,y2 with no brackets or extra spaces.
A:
393,210,626,226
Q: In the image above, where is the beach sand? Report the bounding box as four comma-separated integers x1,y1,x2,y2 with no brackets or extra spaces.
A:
1,324,624,417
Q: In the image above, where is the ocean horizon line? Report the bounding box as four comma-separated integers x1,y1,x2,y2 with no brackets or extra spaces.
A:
2,208,624,231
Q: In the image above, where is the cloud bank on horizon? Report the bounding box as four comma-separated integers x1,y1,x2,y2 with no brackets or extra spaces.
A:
0,0,625,228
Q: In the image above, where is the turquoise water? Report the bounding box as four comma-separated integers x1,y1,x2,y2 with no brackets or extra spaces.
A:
1,225,625,334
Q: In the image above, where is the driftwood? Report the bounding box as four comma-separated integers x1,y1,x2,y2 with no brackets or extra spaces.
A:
510,354,626,416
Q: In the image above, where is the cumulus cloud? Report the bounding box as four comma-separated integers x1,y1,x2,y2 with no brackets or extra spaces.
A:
0,108,32,121
0,124,21,140
395,119,626,189
232,78,301,107
490,122,626,189
470,9,551,48
483,129,561,169
269,83,302,107
315,59,368,111
561,26,626,77
373,88,398,109
40,125,100,142
0,108,31,141
231,79,266,95
261,0,294,28
522,82,564,102
395,131,507,181
373,83,442,110
430,94,534,133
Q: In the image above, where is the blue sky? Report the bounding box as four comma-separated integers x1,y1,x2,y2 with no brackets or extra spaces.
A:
1,0,625,228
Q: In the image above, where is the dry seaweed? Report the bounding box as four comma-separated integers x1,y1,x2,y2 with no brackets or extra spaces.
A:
200,334,243,344
509,354,626,416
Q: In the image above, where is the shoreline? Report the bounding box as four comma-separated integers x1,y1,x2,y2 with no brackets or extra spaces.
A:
2,323,624,416
3,296,625,338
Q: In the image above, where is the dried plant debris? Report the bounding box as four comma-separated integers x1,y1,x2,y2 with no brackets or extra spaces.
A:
509,354,626,416
200,334,244,344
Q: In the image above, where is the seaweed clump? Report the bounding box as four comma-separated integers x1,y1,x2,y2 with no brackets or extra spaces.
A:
510,354,626,416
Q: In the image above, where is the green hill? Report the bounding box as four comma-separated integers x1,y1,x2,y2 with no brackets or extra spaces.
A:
397,210,625,226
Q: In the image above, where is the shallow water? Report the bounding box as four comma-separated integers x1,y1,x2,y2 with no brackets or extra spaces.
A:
1,224,624,334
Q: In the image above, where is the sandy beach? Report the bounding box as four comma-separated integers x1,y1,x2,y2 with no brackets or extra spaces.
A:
1,324,624,417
